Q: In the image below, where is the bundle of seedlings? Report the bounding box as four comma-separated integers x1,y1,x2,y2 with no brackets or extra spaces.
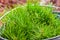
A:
1,3,60,40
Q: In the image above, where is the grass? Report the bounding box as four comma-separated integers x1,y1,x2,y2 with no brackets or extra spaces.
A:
1,3,60,40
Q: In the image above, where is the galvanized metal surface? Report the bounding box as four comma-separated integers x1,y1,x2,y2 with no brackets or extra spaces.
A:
44,35,60,40
0,37,8,40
